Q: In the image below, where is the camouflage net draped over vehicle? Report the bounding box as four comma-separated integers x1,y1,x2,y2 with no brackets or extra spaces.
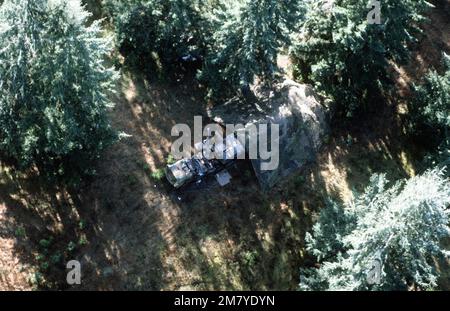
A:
208,79,329,191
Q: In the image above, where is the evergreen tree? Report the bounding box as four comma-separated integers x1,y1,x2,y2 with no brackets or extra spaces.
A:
410,54,450,168
0,0,118,177
414,54,450,131
200,0,302,101
110,0,212,75
301,169,450,291
291,0,432,117
102,0,145,21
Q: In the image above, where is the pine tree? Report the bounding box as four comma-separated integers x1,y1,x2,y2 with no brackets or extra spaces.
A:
414,54,450,131
301,169,450,291
0,0,118,177
111,0,212,75
291,0,432,117
200,0,301,101
102,0,145,21
410,54,450,168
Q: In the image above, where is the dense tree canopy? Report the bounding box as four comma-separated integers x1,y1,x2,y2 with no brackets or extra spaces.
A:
199,0,302,100
106,0,301,99
0,0,118,177
301,169,450,291
107,0,213,76
291,0,432,117
412,54,450,168
413,54,450,131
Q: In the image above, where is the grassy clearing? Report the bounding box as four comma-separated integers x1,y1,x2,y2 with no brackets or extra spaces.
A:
0,4,449,290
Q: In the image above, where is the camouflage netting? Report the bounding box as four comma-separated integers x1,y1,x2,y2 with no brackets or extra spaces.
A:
208,79,329,190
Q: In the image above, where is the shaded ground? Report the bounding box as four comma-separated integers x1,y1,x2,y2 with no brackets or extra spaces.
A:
0,2,449,290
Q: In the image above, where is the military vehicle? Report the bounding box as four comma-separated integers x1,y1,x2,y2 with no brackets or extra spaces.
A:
165,133,245,189
166,79,329,191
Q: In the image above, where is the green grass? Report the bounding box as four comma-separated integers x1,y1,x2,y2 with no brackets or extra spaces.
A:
150,168,165,181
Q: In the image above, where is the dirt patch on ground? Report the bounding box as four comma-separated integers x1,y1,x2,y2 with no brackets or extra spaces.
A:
0,200,34,290
0,3,449,290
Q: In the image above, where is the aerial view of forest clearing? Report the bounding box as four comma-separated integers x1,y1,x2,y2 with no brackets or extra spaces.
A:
0,0,450,292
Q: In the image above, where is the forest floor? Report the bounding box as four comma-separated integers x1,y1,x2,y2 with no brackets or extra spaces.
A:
0,2,449,290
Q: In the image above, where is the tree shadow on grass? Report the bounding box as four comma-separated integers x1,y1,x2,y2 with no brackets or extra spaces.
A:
161,117,421,290
0,68,202,290
0,58,427,291
0,138,168,291
157,74,426,289
0,166,101,289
